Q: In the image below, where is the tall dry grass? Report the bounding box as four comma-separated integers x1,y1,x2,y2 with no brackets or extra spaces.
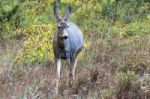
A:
0,35,150,99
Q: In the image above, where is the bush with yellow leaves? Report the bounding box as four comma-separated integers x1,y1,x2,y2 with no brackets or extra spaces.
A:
15,23,55,65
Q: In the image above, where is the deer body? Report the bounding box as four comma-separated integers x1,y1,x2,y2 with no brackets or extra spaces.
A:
53,3,84,94
54,22,83,60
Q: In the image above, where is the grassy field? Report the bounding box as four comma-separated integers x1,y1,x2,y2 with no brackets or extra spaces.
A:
0,0,150,99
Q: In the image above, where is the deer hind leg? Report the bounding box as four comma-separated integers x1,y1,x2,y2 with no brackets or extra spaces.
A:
69,57,78,86
54,58,61,94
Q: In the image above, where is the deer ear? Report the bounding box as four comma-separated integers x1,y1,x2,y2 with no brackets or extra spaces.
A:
54,2,61,22
64,5,71,21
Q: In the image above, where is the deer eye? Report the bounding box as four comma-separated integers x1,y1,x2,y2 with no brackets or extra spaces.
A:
65,24,69,28
66,25,69,28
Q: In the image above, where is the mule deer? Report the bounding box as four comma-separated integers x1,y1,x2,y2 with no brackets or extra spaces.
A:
53,3,84,94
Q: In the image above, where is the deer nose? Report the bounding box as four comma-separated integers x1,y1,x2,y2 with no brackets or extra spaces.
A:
63,35,68,39
62,32,68,39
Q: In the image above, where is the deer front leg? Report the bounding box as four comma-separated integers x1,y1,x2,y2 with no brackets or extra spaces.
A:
69,57,78,86
54,58,61,94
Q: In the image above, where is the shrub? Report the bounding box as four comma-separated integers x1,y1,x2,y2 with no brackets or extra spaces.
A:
115,71,143,99
14,24,54,65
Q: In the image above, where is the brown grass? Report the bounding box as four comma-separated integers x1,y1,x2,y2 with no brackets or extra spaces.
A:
0,35,150,99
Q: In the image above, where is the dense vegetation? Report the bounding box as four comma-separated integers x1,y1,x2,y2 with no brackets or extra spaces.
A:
0,0,150,98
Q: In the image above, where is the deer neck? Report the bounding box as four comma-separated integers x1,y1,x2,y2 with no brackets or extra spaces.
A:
58,36,65,49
